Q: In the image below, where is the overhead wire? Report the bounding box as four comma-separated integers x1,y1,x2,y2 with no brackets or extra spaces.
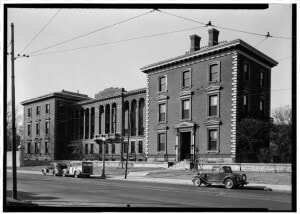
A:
156,9,293,40
29,26,207,57
18,9,62,55
27,9,155,56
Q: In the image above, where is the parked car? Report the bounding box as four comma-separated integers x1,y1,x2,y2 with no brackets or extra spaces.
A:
192,166,248,189
41,162,68,176
62,161,102,178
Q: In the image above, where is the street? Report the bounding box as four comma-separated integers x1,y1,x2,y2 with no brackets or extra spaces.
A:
6,172,292,211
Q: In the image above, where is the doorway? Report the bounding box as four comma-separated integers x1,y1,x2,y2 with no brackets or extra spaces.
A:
180,131,191,161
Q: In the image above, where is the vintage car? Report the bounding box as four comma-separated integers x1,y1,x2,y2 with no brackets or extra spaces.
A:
192,166,248,189
41,162,68,176
62,161,102,178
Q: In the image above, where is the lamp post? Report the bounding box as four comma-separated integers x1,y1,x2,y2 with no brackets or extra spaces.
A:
125,110,130,179
100,136,106,179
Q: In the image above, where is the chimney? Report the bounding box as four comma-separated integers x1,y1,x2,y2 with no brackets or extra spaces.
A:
208,28,219,47
190,34,201,52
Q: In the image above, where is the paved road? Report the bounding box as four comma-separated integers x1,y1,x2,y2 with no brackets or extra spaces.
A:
6,172,292,210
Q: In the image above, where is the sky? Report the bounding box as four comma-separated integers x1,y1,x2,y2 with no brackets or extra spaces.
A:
4,3,293,112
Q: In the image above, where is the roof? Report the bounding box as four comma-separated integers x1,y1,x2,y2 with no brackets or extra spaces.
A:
141,39,278,73
20,90,91,105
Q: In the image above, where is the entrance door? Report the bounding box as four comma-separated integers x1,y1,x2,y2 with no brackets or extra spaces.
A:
180,132,191,161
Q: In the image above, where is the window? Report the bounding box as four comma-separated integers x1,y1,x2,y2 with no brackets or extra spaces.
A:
260,100,265,117
112,144,115,154
85,144,88,154
59,103,65,113
260,71,265,87
158,103,166,122
208,129,218,151
138,141,143,153
209,95,218,117
123,142,128,153
45,142,48,154
105,144,108,154
244,63,250,81
158,76,167,92
35,143,39,154
36,106,41,116
182,70,191,87
90,144,94,154
209,63,219,82
46,103,50,114
130,141,135,153
158,133,166,152
27,108,32,117
45,121,49,135
182,99,190,120
243,95,249,113
27,143,31,154
27,124,31,136
36,123,40,136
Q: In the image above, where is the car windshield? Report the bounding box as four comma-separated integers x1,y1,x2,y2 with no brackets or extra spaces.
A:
223,167,232,173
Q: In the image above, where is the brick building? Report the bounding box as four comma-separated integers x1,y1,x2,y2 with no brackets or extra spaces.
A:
141,28,277,163
21,28,277,164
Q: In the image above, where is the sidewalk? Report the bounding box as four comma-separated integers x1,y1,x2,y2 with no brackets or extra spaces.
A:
7,169,291,192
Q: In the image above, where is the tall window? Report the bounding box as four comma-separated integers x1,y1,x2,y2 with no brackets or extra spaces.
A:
159,76,167,92
28,108,32,117
36,106,41,116
209,95,218,117
112,144,115,154
35,143,39,154
244,63,250,81
243,95,249,113
208,129,218,151
27,124,31,136
158,103,166,122
260,71,265,87
36,123,40,136
182,99,190,120
123,142,128,153
209,64,219,82
131,141,135,153
45,142,48,154
105,144,109,154
45,104,50,114
182,70,191,87
158,133,166,152
138,141,143,153
90,144,94,154
45,121,49,135
260,100,265,117
27,143,31,154
85,144,88,154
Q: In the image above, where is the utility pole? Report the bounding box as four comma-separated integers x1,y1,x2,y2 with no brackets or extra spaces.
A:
11,23,17,199
125,111,130,179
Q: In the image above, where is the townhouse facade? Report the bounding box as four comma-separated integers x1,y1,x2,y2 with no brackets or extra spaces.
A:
21,28,277,164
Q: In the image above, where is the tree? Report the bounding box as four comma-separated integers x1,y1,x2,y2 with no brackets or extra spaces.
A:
270,106,292,163
236,117,271,163
6,101,23,151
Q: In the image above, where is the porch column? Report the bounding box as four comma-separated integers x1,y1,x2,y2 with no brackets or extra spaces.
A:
175,132,178,162
83,108,86,139
191,129,195,163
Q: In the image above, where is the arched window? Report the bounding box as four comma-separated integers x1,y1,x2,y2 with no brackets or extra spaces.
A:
85,108,89,139
131,100,137,136
105,104,110,134
124,101,129,135
99,106,104,134
138,98,145,135
90,107,95,138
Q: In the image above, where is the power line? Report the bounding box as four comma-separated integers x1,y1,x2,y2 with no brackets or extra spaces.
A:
277,56,291,62
156,9,293,40
7,41,12,49
254,37,268,48
27,10,154,55
29,26,207,57
18,9,62,55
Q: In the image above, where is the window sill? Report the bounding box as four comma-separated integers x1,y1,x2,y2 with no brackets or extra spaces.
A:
207,151,220,154
207,115,219,119
181,85,192,90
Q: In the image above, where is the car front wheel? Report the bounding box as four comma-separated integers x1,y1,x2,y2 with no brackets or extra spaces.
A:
224,178,235,189
193,178,201,187
74,171,79,178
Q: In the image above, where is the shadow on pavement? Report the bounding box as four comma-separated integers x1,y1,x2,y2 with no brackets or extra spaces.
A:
199,184,270,191
6,190,59,204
